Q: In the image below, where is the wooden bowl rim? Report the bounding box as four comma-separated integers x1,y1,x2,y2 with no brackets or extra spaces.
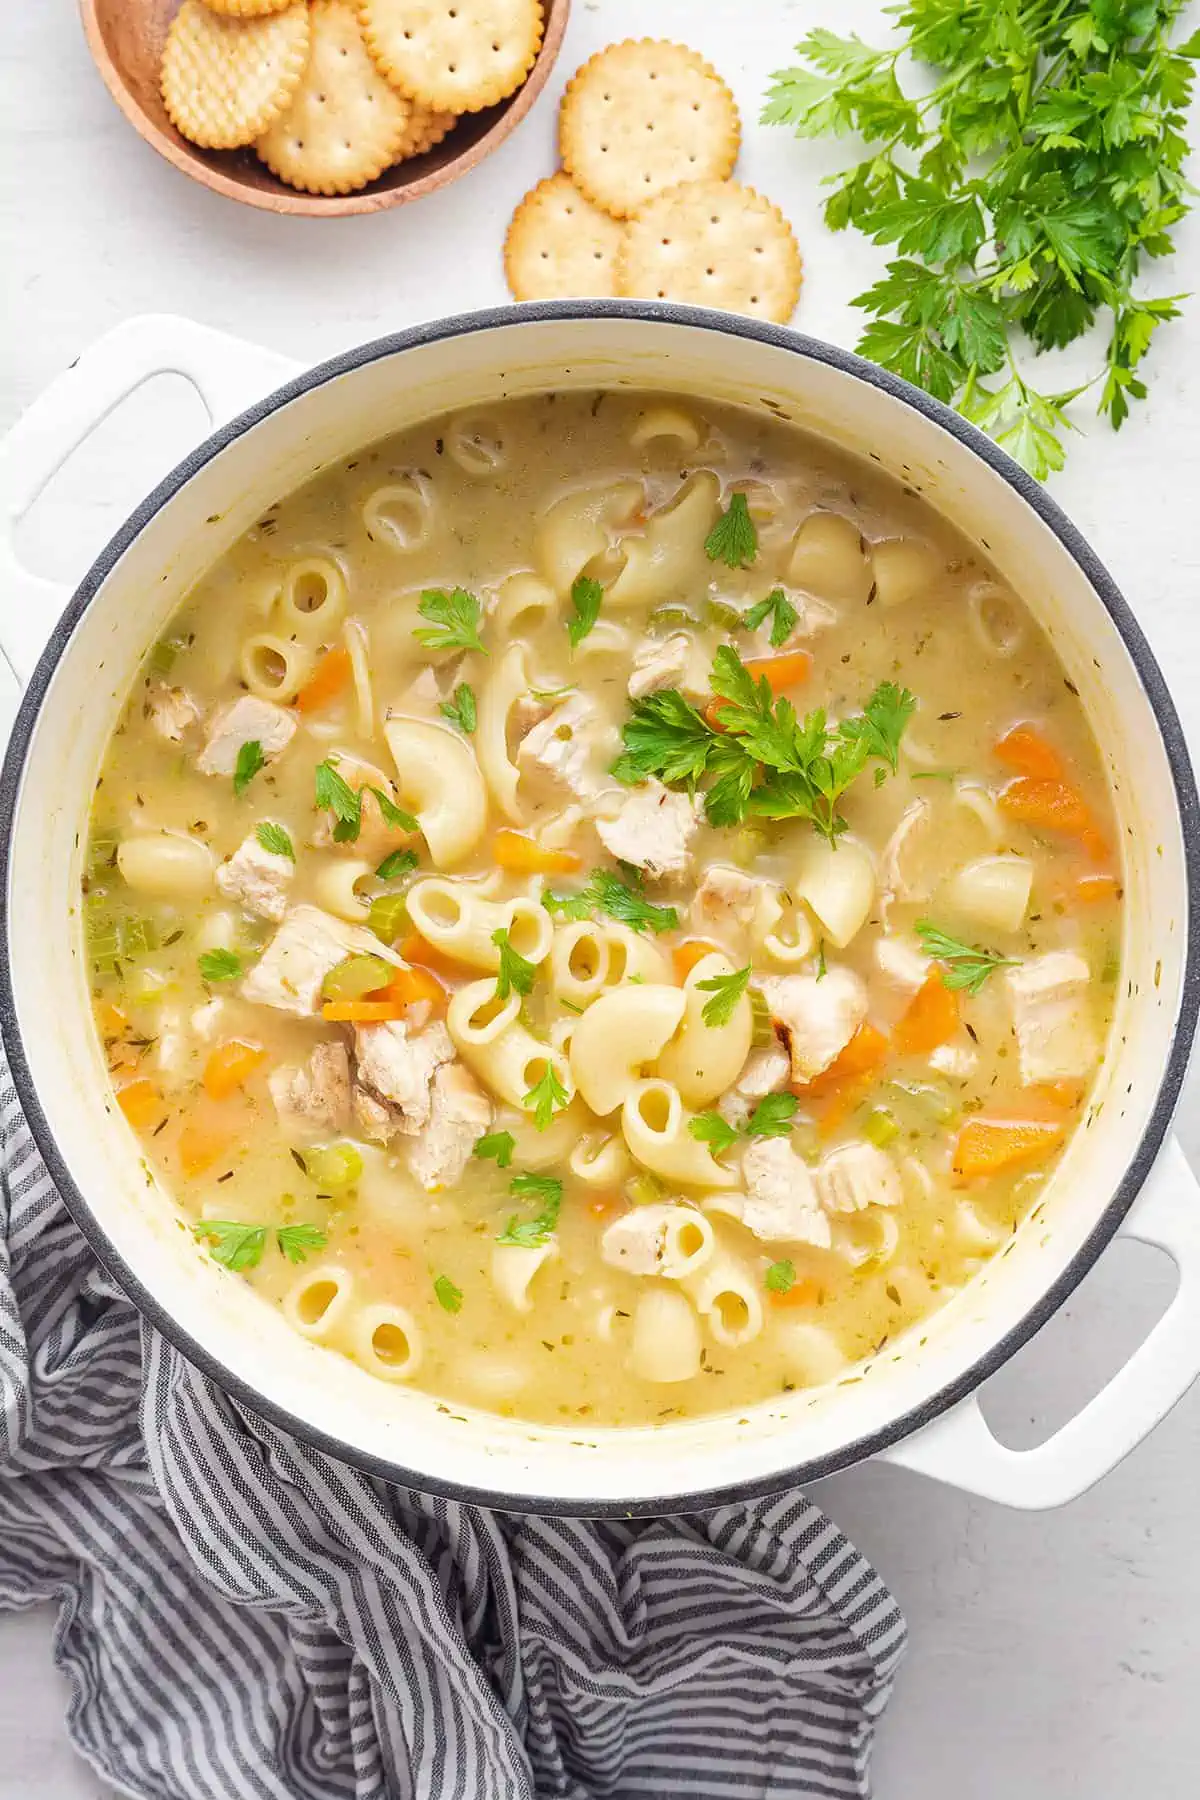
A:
78,0,569,217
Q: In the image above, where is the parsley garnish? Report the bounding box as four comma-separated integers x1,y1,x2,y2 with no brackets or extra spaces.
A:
543,870,679,936
315,761,417,844
613,647,914,842
763,9,1199,477
414,586,486,653
567,575,605,649
704,491,758,568
745,1093,799,1138
233,740,265,797
916,921,1018,995
688,1091,800,1156
764,1258,796,1295
524,1063,570,1131
194,1220,327,1271
376,848,419,881
743,587,799,648
277,1224,328,1265
314,759,361,842
433,1274,463,1314
497,1173,563,1246
688,1112,740,1155
474,1130,516,1168
697,963,753,1027
492,927,536,1000
198,948,242,983
255,821,294,860
440,683,477,734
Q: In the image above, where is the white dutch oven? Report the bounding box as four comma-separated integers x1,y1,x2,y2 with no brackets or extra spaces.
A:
2,305,1199,1516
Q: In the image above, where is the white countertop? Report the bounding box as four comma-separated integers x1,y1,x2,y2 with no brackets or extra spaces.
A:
2,2,1198,1794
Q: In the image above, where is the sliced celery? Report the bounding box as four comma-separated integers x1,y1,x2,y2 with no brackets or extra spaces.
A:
626,1171,665,1207
367,892,409,945
321,953,393,1000
864,1107,901,1148
120,916,159,959
705,598,743,631
300,1143,363,1190
748,985,775,1048
646,604,698,635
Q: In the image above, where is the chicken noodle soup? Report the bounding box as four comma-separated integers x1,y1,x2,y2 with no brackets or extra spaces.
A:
85,390,1121,1426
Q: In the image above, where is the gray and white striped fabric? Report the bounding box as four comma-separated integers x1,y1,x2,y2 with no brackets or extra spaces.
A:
0,1042,906,1800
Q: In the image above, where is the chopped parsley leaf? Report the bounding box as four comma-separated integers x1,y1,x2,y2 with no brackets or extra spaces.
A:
433,1274,463,1314
233,740,266,797
704,491,758,568
697,962,753,1027
567,575,605,649
474,1130,516,1169
255,821,294,860
198,948,242,983
743,587,799,648
413,586,486,654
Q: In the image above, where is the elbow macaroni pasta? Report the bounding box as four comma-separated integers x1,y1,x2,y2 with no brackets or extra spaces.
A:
655,951,752,1107
621,1080,738,1189
383,716,488,868
568,983,687,1116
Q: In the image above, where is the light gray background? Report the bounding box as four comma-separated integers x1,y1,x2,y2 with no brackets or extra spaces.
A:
2,2,1198,1795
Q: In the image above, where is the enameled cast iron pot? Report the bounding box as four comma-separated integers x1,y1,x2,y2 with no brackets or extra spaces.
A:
2,303,1199,1516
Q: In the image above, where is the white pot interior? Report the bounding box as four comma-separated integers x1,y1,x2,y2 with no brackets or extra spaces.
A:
4,314,1189,1506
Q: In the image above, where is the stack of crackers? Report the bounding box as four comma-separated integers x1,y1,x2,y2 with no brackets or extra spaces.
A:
161,0,545,196
505,40,803,324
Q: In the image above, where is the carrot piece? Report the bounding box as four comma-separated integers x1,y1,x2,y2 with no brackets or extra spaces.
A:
321,999,408,1023
1034,1080,1086,1111
769,1276,822,1309
672,938,725,982
399,931,471,979
178,1123,229,1177
493,829,581,876
998,775,1093,839
742,649,814,695
894,972,960,1056
116,1077,164,1130
96,1000,129,1039
202,1040,268,1101
373,965,447,1015
995,724,1065,782
797,1023,890,1135
952,1116,1065,1179
1075,872,1122,905
703,697,730,732
586,1194,623,1219
295,645,351,713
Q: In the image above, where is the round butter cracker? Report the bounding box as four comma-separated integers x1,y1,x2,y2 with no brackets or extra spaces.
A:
162,0,311,152
202,0,297,17
398,102,458,160
618,180,803,325
560,39,740,220
504,174,625,301
360,0,543,114
257,0,413,195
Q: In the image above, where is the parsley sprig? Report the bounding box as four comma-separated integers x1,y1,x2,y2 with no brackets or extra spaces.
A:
567,575,605,649
705,491,758,568
440,683,477,734
413,587,486,653
314,760,418,844
496,1173,563,1247
916,920,1018,994
255,821,294,860
763,8,1199,479
524,1063,570,1131
474,1129,516,1168
743,587,799,648
193,1220,327,1271
614,646,914,842
697,963,752,1027
492,927,536,1001
543,869,679,936
689,1093,800,1155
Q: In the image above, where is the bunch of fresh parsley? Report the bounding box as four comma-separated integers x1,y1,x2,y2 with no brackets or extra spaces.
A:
764,3,1199,478
613,645,914,842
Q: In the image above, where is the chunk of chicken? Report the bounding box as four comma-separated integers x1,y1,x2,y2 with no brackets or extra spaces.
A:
815,1141,903,1214
595,780,701,880
406,1063,491,1192
728,1138,831,1248
267,1042,352,1136
691,866,762,937
928,1040,978,1081
874,936,929,997
627,633,708,701
716,1042,791,1131
197,696,296,777
598,1202,704,1275
215,833,294,923
352,1085,400,1144
762,968,868,1083
1006,951,1099,1084
241,904,396,1017
190,998,226,1041
353,1019,455,1136
517,695,607,800
147,683,202,744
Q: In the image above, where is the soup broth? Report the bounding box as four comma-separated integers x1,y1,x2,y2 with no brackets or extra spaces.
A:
84,390,1121,1427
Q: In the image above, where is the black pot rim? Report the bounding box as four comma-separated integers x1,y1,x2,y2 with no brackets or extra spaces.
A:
2,299,1197,1517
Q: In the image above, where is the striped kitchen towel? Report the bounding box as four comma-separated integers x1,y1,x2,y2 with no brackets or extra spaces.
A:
0,1045,906,1800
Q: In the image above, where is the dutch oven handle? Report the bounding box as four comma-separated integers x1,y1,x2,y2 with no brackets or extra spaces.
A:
880,1134,1200,1507
0,314,300,697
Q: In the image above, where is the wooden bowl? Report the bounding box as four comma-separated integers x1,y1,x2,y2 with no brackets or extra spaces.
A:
79,0,570,216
